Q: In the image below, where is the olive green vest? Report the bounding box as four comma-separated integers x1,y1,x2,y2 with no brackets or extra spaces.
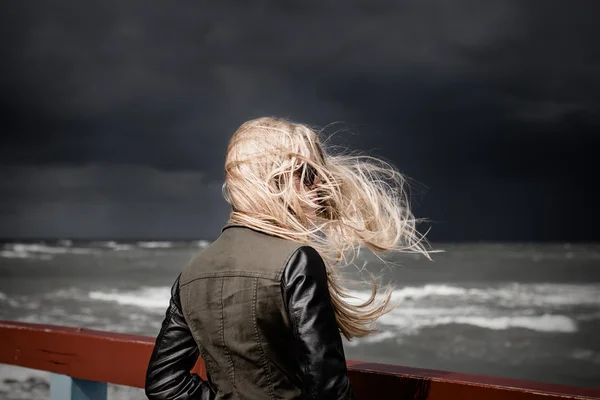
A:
180,225,305,400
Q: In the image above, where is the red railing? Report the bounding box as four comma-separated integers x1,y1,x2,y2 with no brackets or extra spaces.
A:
1,320,599,399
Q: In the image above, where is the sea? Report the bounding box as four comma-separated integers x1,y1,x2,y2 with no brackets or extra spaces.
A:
0,240,599,399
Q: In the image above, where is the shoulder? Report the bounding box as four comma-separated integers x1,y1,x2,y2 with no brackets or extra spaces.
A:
280,245,327,288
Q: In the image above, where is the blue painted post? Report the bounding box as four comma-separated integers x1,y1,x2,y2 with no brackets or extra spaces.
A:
50,373,107,400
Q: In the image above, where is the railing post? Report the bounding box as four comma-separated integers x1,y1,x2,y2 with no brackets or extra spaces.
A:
50,373,107,400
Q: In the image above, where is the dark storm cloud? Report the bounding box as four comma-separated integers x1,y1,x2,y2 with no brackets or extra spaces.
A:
1,0,599,240
0,164,229,239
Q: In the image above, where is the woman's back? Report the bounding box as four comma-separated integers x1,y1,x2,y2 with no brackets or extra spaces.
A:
178,224,354,399
181,224,303,399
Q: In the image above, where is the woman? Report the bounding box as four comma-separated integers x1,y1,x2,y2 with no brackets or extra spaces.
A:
145,117,430,399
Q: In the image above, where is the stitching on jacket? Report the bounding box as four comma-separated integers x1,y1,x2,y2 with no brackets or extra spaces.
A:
220,276,237,392
252,277,275,400
181,270,279,285
184,284,218,393
276,245,303,282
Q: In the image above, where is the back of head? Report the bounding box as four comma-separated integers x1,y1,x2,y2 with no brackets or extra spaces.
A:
224,117,326,233
223,116,431,339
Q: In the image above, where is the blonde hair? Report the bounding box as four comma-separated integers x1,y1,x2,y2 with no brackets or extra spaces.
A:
224,117,431,340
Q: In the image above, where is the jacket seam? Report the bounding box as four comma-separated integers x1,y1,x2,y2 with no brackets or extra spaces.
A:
181,270,279,285
183,284,217,394
277,245,305,283
220,276,237,392
252,277,275,400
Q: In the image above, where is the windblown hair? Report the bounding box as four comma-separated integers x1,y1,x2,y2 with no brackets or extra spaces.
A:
223,117,431,340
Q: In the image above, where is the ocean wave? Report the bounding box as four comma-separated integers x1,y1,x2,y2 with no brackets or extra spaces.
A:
0,243,97,259
88,287,170,309
347,283,600,308
0,249,53,260
359,331,397,344
489,283,600,307
569,349,600,364
82,282,600,318
137,241,173,249
347,314,578,347
381,311,577,333
103,241,134,251
0,365,49,395
576,311,600,321
341,283,600,338
44,288,88,300
8,243,96,255
15,311,111,328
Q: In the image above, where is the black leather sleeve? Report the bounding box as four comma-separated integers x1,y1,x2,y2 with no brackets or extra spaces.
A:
145,274,215,400
281,246,357,400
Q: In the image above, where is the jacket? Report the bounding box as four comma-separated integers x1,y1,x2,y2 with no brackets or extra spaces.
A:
145,224,356,400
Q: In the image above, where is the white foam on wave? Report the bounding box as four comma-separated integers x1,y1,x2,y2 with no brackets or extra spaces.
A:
344,284,467,304
341,283,599,342
488,283,600,307
392,284,468,301
137,241,173,249
88,287,170,310
344,304,580,346
382,311,577,333
361,331,397,344
347,282,600,308
103,241,134,251
10,243,96,254
0,249,52,260
0,243,97,259
347,313,578,347
569,349,600,364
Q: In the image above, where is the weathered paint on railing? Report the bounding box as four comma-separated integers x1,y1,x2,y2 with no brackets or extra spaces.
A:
1,320,599,399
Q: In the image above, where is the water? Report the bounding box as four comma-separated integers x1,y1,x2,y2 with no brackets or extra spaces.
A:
1,240,599,399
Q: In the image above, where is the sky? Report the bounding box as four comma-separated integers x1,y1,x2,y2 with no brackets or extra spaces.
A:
1,0,599,241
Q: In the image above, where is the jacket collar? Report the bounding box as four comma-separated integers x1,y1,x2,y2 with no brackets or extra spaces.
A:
221,222,246,233
221,222,286,240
